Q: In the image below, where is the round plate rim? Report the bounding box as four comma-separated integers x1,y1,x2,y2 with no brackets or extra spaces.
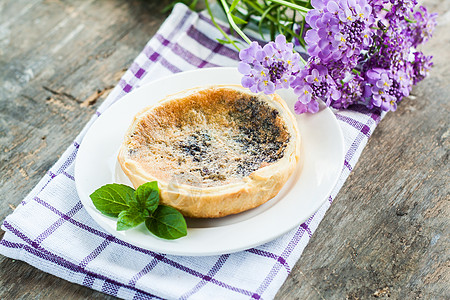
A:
74,67,345,256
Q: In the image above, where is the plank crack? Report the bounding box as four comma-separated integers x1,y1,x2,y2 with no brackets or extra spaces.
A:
80,86,114,107
42,86,79,102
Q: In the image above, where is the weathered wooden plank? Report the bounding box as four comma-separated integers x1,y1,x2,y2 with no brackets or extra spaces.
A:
0,0,172,221
277,0,450,298
0,0,171,298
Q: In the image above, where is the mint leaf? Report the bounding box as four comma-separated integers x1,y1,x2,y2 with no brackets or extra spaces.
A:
90,182,187,240
117,207,146,231
145,205,187,240
135,181,159,214
90,184,134,217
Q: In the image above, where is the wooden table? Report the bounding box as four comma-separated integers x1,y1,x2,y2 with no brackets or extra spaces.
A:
0,0,448,298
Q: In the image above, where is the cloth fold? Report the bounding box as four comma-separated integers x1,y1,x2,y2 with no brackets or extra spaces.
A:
0,4,383,299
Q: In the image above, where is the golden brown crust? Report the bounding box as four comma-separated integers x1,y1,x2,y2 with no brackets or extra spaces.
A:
117,85,301,218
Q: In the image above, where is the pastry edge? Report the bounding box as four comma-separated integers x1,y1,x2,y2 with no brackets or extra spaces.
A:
117,85,302,218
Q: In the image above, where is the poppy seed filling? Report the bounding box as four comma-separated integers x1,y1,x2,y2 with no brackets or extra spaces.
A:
125,89,290,187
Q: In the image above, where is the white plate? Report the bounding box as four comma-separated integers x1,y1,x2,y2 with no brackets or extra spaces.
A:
75,67,344,256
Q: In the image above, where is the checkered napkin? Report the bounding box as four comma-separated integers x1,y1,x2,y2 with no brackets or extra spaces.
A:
0,4,385,300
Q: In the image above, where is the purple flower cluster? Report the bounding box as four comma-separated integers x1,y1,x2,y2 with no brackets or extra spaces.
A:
386,0,418,19
331,76,364,109
305,0,374,66
411,52,433,85
361,2,437,111
238,35,301,94
237,0,437,114
407,5,438,47
363,68,397,111
291,58,341,114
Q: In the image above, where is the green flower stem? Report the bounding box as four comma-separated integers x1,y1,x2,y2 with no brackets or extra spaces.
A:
404,17,417,23
188,0,199,10
242,0,284,24
297,18,307,48
381,6,416,23
246,1,269,17
266,0,309,14
204,0,241,50
280,26,302,45
299,53,307,65
220,0,252,44
241,0,303,42
352,69,361,76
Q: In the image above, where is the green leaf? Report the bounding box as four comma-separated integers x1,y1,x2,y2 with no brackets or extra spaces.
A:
135,181,159,214
217,38,232,44
117,207,146,231
188,0,199,11
91,182,188,240
145,205,187,240
258,4,276,39
232,14,248,25
90,184,134,217
229,0,241,13
261,4,277,23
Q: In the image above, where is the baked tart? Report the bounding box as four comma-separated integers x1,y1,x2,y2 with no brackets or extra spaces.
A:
117,85,301,218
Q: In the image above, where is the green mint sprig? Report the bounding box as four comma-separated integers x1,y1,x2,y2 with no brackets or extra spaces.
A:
90,182,187,240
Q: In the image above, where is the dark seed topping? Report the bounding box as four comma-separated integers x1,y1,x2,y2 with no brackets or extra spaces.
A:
128,88,292,187
175,94,290,182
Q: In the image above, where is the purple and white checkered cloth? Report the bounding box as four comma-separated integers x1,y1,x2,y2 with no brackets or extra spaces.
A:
0,4,385,299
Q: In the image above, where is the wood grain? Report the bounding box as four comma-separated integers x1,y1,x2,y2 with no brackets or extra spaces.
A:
0,0,170,299
277,0,450,298
0,0,448,299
